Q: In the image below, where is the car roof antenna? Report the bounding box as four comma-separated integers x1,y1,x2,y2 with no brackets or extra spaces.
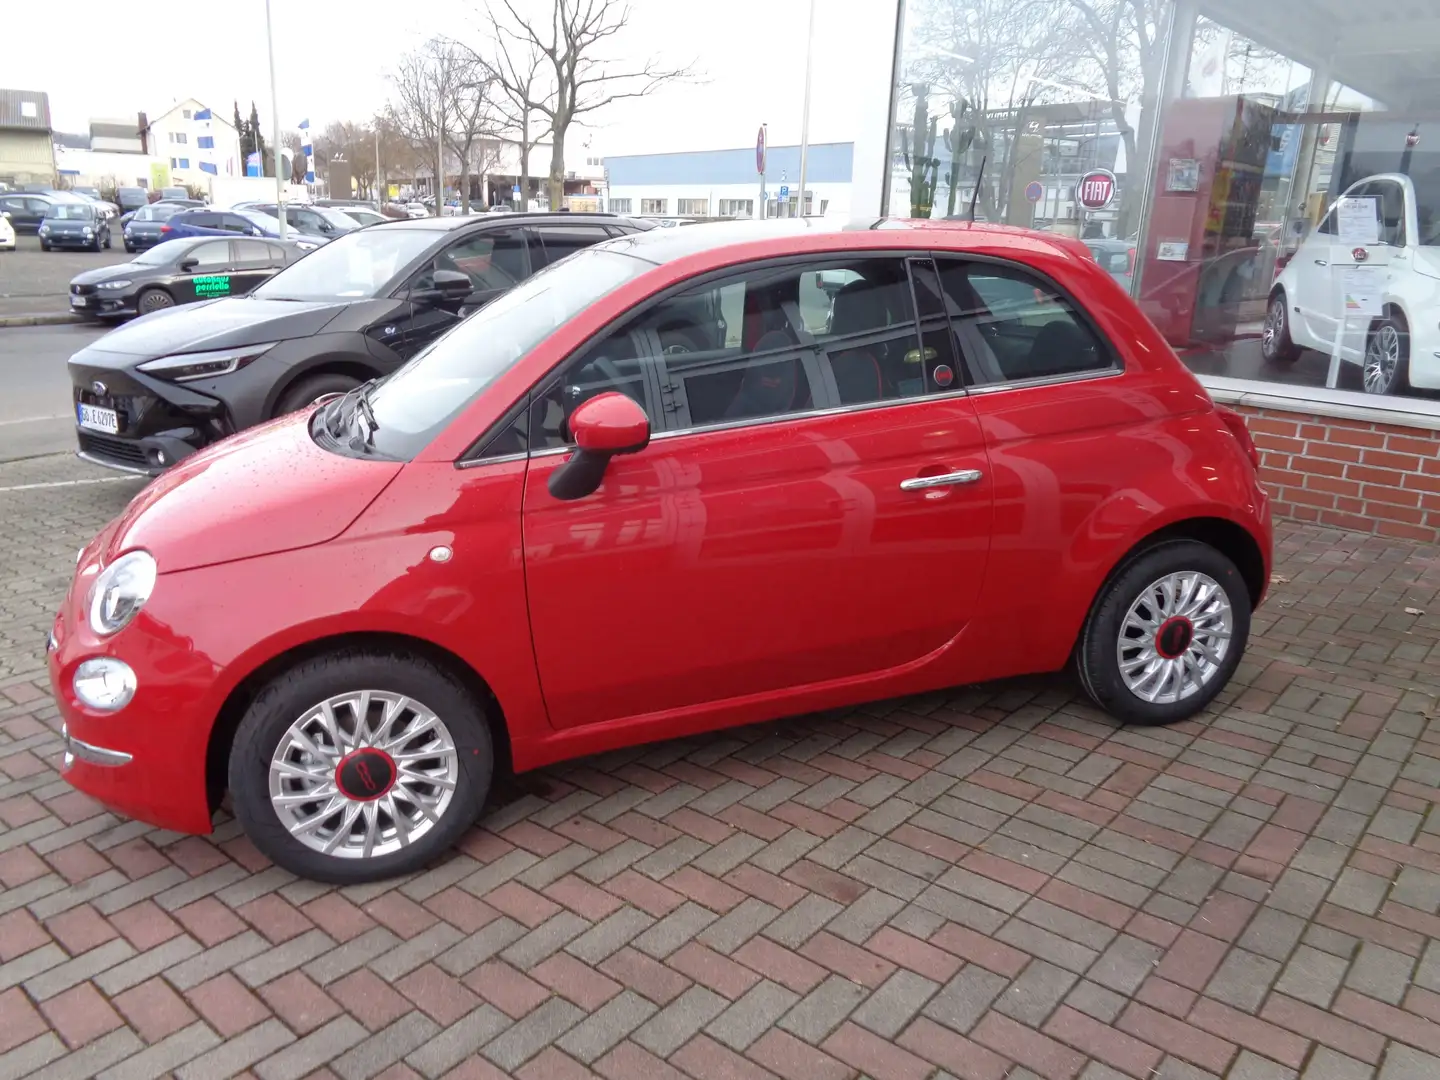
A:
968,155,986,222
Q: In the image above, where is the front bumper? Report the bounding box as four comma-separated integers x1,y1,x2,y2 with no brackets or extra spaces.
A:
45,234,101,248
70,363,233,474
47,601,215,835
70,289,137,317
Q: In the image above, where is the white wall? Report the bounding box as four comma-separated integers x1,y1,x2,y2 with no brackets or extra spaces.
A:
606,180,851,219
54,148,156,188
147,100,242,187
850,0,902,216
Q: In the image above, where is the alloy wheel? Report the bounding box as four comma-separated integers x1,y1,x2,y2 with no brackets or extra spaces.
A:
1262,298,1283,357
1363,324,1401,394
1116,571,1233,705
268,690,459,859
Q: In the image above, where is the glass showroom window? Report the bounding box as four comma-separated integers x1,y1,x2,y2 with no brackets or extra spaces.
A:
641,198,668,215
719,199,754,218
677,198,709,216
609,198,632,214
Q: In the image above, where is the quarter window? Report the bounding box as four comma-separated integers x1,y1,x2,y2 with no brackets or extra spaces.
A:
936,259,1113,385
233,239,273,269
535,225,611,266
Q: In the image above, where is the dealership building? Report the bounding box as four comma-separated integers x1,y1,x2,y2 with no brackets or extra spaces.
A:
790,0,1440,545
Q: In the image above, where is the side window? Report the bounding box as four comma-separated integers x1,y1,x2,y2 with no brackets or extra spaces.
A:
186,212,218,229
411,229,528,293
1316,205,1337,236
266,243,290,262
937,259,1114,386
233,239,273,269
187,241,231,270
803,258,923,405
224,215,256,234
535,225,612,267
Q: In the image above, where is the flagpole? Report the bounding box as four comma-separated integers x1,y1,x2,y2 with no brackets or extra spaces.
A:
265,0,286,239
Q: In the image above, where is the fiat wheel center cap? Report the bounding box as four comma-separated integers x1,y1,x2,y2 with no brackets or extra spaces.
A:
1155,616,1194,660
335,748,397,801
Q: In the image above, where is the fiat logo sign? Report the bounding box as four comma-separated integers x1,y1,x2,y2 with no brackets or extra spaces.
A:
1077,169,1117,211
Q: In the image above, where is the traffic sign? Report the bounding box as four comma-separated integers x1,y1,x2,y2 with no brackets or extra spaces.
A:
1077,169,1117,211
1024,181,1043,203
778,184,790,199
756,125,767,175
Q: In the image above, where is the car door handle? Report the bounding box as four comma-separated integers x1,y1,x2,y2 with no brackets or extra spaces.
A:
900,469,984,491
1314,259,1328,266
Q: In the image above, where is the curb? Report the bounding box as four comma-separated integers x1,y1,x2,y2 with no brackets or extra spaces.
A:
0,312,83,328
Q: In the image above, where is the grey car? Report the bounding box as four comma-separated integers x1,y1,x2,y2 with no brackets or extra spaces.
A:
39,202,111,251
121,203,184,252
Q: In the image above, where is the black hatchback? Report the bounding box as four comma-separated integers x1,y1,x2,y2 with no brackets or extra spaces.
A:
68,212,652,475
69,236,304,318
121,202,185,251
40,202,110,251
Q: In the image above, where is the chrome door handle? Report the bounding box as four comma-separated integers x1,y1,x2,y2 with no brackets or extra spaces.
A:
900,469,983,491
1314,259,1328,266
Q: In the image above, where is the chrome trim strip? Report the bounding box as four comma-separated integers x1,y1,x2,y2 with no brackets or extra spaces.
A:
62,725,132,768
965,367,1123,396
900,469,983,491
456,450,530,470
75,451,154,477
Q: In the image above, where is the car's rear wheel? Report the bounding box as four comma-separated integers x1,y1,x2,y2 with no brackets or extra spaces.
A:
275,373,361,416
1076,541,1250,726
228,649,494,883
1363,312,1410,396
1261,291,1300,362
136,287,173,315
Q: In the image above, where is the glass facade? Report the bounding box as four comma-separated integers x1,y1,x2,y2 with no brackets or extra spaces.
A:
884,0,1440,403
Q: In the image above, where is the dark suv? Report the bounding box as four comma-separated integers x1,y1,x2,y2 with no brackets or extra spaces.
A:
68,213,653,474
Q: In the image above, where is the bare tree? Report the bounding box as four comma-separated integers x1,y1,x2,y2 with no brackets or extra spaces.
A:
465,31,550,209
447,56,504,213
388,38,472,214
483,0,691,209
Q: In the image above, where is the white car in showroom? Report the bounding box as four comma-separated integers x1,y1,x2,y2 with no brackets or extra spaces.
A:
1263,172,1440,394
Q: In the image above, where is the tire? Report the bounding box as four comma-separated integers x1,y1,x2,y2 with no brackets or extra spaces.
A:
1362,312,1410,396
1076,540,1251,726
124,244,135,253
274,372,361,416
135,287,173,315
39,241,50,252
228,648,495,883
103,233,111,250
1260,291,1300,362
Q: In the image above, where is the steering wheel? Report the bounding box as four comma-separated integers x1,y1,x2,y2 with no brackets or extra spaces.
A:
588,356,629,388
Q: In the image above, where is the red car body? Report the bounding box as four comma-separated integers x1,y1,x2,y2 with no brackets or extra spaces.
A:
50,220,1271,837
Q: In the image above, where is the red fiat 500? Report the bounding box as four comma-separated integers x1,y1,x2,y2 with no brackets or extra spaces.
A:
50,219,1270,882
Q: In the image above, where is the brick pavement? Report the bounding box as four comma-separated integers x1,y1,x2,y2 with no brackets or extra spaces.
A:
2,454,1440,1080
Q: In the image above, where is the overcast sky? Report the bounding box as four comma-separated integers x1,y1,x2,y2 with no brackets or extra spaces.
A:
16,0,879,157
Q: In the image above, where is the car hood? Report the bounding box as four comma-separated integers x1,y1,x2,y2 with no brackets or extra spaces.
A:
106,410,404,573
81,296,347,357
71,263,147,286
43,219,95,232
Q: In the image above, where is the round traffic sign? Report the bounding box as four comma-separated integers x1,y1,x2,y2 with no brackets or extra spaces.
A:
1077,169,1117,211
756,125,767,175
1024,181,1044,203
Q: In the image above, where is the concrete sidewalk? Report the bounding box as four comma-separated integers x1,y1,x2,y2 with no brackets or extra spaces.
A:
0,456,1438,1080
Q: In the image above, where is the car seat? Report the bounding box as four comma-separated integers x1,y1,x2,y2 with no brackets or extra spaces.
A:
826,280,889,404
1022,319,1100,380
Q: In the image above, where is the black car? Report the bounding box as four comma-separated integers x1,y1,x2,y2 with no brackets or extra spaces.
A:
68,213,652,475
0,191,56,233
116,187,149,213
69,236,304,318
121,202,185,251
248,202,360,239
39,202,111,250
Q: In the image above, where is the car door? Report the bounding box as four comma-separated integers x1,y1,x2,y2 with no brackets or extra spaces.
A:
1334,179,1404,362
229,238,281,294
1290,193,1349,346
171,239,236,303
516,254,995,730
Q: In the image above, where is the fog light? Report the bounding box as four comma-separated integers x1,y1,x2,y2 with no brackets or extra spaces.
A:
73,658,137,711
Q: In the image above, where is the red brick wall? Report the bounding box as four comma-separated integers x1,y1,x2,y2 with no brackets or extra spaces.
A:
1234,405,1440,544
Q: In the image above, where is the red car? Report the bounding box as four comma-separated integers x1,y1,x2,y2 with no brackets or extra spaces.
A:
49,219,1270,883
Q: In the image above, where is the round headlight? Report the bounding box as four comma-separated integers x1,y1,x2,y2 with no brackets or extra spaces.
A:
73,658,137,711
87,550,157,636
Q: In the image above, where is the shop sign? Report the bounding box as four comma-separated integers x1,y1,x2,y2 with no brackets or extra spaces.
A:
1077,169,1116,211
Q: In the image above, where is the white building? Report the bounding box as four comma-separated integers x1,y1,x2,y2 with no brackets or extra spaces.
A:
603,142,853,220
142,99,242,188
54,118,154,190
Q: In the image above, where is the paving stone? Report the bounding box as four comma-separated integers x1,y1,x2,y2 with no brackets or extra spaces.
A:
851,968,938,1037
331,1011,439,1080
630,986,728,1058
994,958,1078,1025
704,980,800,1051
1344,943,1415,1005
778,973,870,1042
254,1016,367,1080
556,990,657,1063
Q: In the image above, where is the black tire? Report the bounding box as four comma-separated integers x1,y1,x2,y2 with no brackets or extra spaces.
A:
1076,540,1251,726
124,244,136,253
39,241,50,252
274,372,362,416
135,287,173,315
1362,311,1410,396
1261,290,1300,362
103,234,111,250
228,648,495,884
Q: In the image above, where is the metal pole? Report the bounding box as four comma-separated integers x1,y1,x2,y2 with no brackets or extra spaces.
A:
435,79,445,217
375,122,382,210
796,0,817,218
758,122,767,220
264,0,286,239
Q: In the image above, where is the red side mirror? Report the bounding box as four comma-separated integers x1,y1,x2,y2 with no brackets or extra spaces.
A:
570,392,650,455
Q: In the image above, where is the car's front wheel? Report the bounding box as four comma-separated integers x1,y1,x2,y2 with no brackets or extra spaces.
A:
136,287,173,315
229,649,494,883
1261,291,1300,362
1076,541,1251,726
274,373,361,415
1363,313,1410,395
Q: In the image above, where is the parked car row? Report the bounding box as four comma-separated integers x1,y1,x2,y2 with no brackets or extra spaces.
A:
51,213,1271,884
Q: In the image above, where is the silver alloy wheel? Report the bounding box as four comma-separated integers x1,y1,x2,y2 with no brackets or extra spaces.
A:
1116,571,1234,705
1262,298,1283,357
268,690,459,859
1363,323,1401,394
139,291,171,314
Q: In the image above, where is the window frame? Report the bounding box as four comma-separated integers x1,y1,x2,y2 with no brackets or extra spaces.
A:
930,251,1125,395
460,250,970,467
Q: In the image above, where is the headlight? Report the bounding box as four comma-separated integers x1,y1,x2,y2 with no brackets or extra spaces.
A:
137,342,277,382
83,228,94,236
98,280,132,289
86,550,156,637
38,225,50,235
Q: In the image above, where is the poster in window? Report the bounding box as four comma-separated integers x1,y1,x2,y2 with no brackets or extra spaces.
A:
1336,197,1380,247
1167,158,1199,192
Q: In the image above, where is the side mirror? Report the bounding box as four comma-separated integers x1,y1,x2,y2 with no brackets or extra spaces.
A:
548,392,650,501
178,257,198,271
409,269,473,308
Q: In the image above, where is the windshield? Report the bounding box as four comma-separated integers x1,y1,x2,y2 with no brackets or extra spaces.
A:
135,204,179,222
45,204,92,220
360,247,651,459
238,209,282,233
133,240,193,265
316,207,360,231
253,226,438,301
343,209,385,226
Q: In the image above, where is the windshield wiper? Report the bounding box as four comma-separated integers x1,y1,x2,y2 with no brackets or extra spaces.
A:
354,384,379,446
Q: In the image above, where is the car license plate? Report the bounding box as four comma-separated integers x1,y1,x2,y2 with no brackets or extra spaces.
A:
77,404,119,434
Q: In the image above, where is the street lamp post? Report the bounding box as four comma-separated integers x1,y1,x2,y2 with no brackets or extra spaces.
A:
264,0,286,239
796,0,817,218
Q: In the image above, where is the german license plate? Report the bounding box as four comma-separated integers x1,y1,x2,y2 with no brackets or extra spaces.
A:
77,404,119,434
